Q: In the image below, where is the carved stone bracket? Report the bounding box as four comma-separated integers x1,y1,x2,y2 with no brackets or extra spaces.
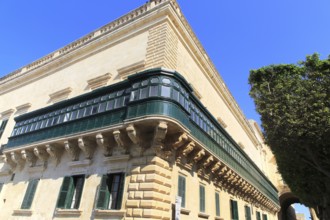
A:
152,122,172,159
126,124,139,145
78,137,95,159
46,144,63,165
211,161,222,174
153,121,168,148
202,155,214,168
64,140,80,161
11,151,25,169
181,141,195,156
21,149,37,167
96,133,112,156
4,153,16,170
193,149,205,163
172,133,188,150
113,130,127,153
33,147,49,163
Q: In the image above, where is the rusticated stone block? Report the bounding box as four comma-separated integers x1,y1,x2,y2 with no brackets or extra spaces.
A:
132,208,143,217
135,191,143,199
128,183,139,191
126,200,140,208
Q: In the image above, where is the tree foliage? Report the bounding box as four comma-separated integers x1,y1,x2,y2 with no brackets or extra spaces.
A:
249,54,330,219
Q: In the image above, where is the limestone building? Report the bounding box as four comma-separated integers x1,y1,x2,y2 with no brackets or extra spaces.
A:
0,0,281,219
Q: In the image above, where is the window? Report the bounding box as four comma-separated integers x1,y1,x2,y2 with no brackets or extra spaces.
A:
245,205,252,220
178,175,186,208
57,175,85,209
0,119,8,139
21,179,39,209
215,192,220,216
199,185,205,213
96,173,125,210
262,214,268,220
160,86,171,98
230,199,239,220
256,211,261,220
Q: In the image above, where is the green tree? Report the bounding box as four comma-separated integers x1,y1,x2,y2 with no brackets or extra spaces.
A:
249,54,330,220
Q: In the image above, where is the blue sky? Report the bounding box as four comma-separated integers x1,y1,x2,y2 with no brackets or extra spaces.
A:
1,1,329,218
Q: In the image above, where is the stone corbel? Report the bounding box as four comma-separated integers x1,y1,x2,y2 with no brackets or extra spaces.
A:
211,161,222,174
78,137,95,159
176,141,195,166
172,133,188,150
64,140,80,161
33,147,49,163
4,153,16,170
181,141,195,156
224,170,233,180
153,121,167,148
152,122,172,158
227,172,236,182
96,133,112,156
46,144,63,165
113,130,128,153
202,155,214,168
11,151,25,169
21,149,37,167
126,124,139,145
193,149,205,163
219,166,228,175
235,177,243,186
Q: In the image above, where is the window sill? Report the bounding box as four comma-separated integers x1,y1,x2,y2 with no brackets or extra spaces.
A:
198,212,210,219
55,208,82,216
215,217,224,220
94,209,126,217
180,208,191,215
68,159,92,168
13,209,33,216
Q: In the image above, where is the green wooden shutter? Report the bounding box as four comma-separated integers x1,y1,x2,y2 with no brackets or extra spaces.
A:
256,211,261,220
56,176,74,208
199,185,205,212
96,175,110,209
178,176,186,208
215,192,220,216
262,214,268,220
72,175,84,209
21,179,39,209
245,206,251,220
231,200,239,220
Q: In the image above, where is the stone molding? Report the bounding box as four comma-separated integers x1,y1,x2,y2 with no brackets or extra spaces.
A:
87,73,111,90
117,60,145,79
15,103,32,115
13,209,33,216
49,87,72,103
0,109,15,119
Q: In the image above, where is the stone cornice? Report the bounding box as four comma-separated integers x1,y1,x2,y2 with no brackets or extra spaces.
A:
1,109,15,119
49,87,72,103
87,73,112,90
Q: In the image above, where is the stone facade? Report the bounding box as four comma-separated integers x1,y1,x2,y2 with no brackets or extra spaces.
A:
0,0,281,220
